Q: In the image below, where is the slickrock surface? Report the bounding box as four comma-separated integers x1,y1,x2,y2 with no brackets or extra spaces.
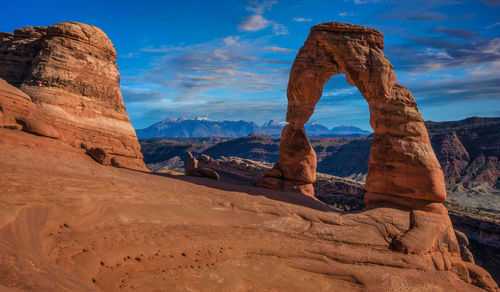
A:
258,22,446,209
164,153,500,282
0,128,498,291
0,22,146,171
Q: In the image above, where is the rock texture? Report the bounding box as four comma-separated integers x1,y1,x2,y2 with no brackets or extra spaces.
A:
86,147,111,166
0,78,59,138
0,22,146,171
139,128,500,282
427,117,500,190
185,152,220,180
455,230,475,263
257,22,446,209
0,128,498,291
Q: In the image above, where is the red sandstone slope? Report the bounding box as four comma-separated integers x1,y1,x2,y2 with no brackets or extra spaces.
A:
0,128,498,291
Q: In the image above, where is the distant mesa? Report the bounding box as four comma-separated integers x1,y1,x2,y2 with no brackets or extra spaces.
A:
136,117,371,139
0,21,146,171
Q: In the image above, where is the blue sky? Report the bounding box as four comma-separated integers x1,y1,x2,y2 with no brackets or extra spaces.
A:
1,0,499,131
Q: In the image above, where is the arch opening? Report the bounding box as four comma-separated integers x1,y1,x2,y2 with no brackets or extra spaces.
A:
307,73,371,136
310,74,371,181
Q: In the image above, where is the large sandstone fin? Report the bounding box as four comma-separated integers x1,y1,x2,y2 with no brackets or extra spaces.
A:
0,22,147,171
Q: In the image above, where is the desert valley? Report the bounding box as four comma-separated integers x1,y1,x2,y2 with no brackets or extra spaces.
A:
0,1,499,291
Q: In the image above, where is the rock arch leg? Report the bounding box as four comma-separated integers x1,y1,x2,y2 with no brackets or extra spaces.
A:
257,22,446,209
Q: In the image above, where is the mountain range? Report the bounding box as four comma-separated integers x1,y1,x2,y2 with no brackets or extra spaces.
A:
136,117,371,138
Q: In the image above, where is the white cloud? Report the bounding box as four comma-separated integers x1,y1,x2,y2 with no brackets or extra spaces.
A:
238,14,272,31
246,0,277,14
222,36,240,46
338,12,356,17
123,35,292,103
466,61,500,76
424,48,453,59
272,23,289,35
207,69,262,77
323,88,357,97
264,46,294,54
213,49,229,61
176,74,227,81
139,45,178,53
238,0,287,35
121,52,138,58
293,17,312,22
486,22,500,29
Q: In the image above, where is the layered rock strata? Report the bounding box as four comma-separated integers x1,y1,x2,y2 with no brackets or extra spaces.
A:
0,22,146,171
0,78,58,139
257,22,446,210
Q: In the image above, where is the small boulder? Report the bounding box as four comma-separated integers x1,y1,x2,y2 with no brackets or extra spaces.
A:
86,147,110,165
111,156,149,171
190,168,220,180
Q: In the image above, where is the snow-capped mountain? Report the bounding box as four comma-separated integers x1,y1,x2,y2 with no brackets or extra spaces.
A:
136,118,371,138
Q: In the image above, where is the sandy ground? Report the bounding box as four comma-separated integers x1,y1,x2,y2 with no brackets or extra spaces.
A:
0,129,489,291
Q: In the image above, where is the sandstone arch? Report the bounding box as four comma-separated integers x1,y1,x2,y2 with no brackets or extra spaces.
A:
257,22,446,208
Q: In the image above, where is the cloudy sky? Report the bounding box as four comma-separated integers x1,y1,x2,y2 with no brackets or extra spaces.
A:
1,0,499,130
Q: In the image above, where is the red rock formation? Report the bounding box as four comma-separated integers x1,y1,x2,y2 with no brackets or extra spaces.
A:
0,22,146,171
185,152,220,180
0,78,59,139
258,22,446,208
